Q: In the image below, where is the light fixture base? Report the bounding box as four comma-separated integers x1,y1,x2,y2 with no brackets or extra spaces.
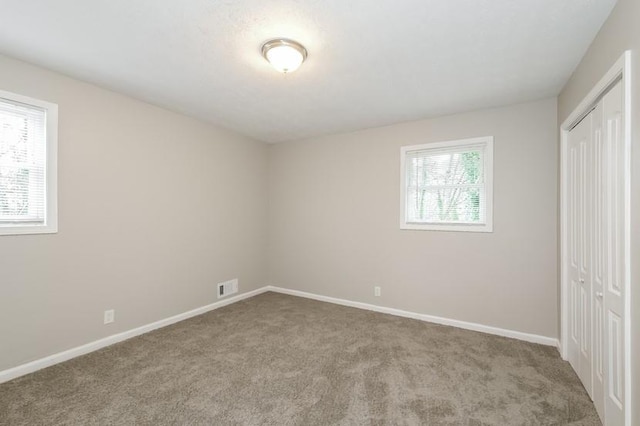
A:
261,38,308,73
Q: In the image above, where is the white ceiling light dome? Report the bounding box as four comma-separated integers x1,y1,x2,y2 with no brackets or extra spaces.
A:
261,39,308,73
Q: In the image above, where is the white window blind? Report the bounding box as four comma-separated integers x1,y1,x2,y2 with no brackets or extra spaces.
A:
400,137,493,232
0,90,57,235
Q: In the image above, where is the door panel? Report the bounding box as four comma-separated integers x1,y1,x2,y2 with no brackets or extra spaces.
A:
602,80,624,426
571,279,579,344
608,312,623,408
567,124,580,368
566,113,592,396
591,104,605,418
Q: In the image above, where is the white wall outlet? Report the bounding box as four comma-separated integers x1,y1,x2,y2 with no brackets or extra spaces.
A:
104,309,115,324
374,286,381,297
217,278,239,299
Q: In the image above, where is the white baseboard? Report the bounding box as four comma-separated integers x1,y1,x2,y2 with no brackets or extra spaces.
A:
266,286,559,347
1,284,560,384
0,287,269,384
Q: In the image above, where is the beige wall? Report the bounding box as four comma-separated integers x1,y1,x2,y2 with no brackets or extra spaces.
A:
558,0,640,418
268,98,558,338
0,54,269,371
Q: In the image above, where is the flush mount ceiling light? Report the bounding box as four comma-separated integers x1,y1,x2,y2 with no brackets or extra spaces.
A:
261,39,308,73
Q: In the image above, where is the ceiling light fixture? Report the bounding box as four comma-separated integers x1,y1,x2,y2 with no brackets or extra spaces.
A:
261,39,308,73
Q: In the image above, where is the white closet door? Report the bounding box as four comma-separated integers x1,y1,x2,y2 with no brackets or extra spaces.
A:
567,111,592,396
602,80,625,426
591,102,605,419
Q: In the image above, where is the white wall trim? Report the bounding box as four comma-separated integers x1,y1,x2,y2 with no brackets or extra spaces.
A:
1,284,561,385
0,286,269,384
266,286,559,347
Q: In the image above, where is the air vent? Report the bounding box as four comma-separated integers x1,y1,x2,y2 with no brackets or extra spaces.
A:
217,279,238,299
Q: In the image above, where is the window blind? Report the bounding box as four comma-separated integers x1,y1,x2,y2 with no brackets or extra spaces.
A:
405,144,486,225
0,98,47,224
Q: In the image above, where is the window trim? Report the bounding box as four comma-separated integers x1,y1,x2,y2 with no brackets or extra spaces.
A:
400,136,493,232
0,89,58,236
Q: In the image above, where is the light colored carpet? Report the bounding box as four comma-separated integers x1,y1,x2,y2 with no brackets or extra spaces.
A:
0,292,600,425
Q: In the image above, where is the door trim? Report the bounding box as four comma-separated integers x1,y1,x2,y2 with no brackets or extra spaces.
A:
560,50,632,424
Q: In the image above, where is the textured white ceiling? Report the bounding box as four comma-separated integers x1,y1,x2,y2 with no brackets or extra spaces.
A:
0,0,616,142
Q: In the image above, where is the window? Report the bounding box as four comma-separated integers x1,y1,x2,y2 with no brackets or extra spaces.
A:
0,90,58,235
400,136,493,232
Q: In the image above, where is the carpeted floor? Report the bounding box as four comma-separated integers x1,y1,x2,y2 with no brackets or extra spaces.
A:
0,292,600,425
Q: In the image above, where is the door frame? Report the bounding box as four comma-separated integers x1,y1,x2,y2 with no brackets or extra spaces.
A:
560,50,632,424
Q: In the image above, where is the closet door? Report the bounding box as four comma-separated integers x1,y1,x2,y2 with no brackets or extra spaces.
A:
591,102,605,418
602,80,624,426
567,111,592,396
564,71,627,426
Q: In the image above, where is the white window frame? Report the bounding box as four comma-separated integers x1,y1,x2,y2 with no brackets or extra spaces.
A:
400,136,493,232
0,89,58,236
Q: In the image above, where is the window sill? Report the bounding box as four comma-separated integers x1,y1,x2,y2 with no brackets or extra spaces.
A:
0,224,58,236
400,222,493,233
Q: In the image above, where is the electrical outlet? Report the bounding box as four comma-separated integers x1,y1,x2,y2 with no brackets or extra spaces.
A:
104,309,115,324
374,286,381,297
